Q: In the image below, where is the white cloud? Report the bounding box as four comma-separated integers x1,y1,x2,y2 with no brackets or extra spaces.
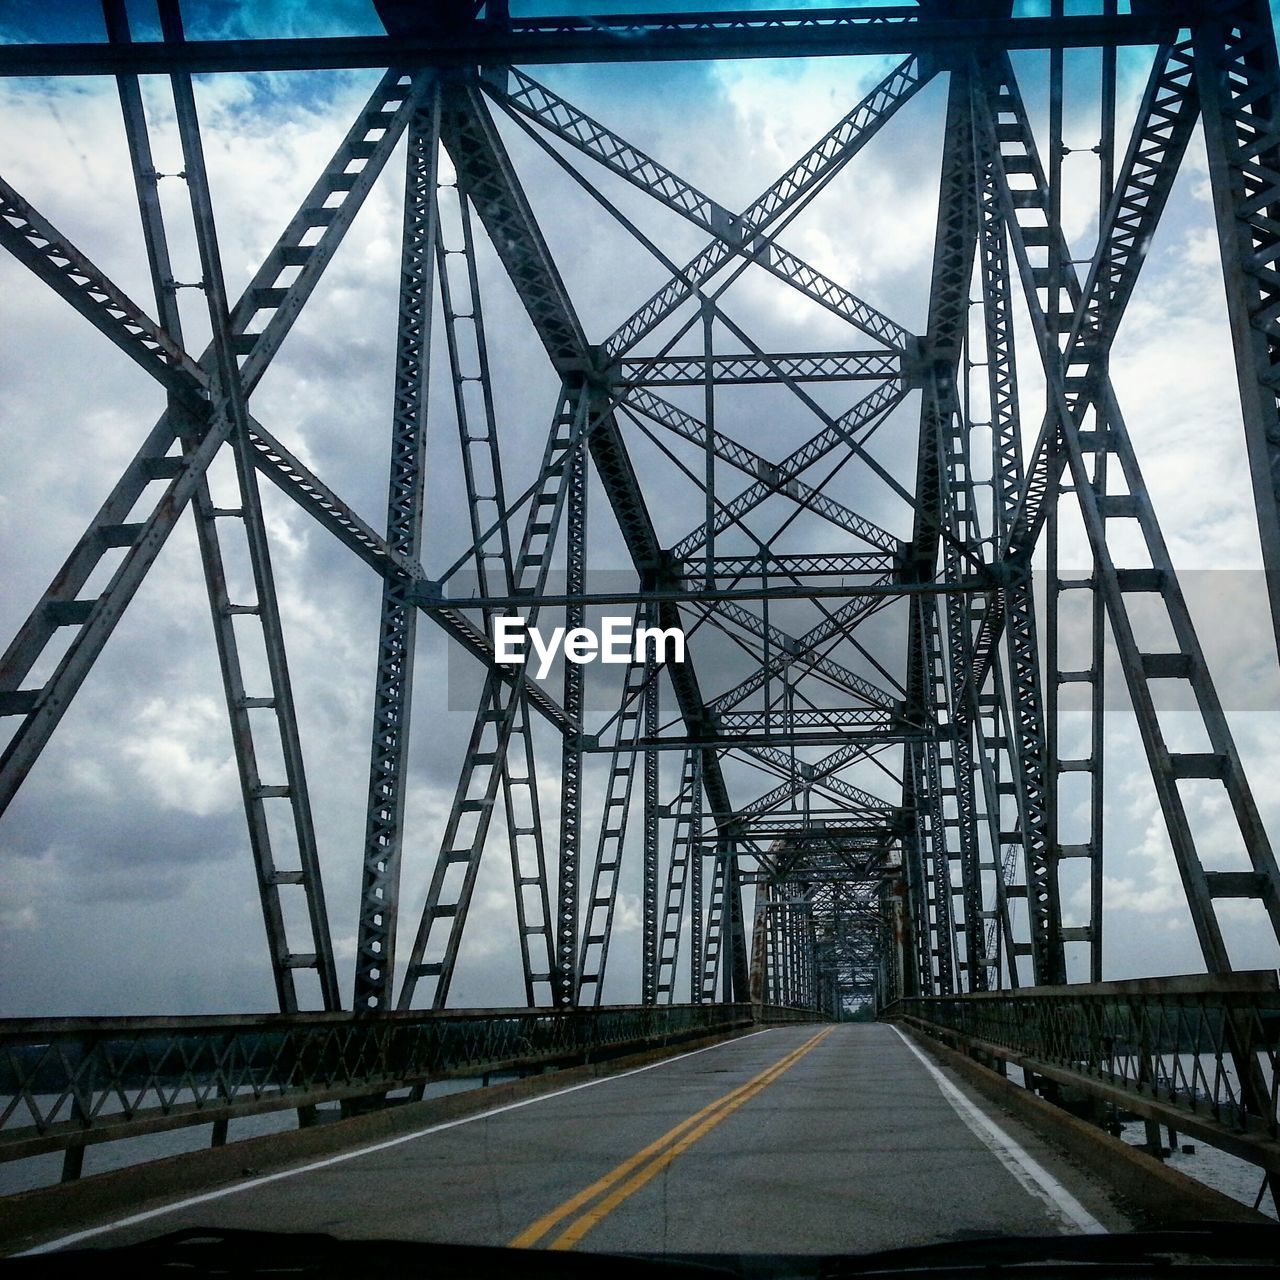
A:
121,695,242,818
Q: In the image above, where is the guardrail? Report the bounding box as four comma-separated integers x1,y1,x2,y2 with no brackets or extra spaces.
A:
0,1001,821,1180
888,972,1280,1181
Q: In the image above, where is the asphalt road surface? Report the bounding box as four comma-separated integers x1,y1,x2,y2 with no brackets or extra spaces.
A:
38,1023,1135,1257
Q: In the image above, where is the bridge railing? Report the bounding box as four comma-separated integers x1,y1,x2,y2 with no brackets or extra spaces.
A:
0,1001,819,1176
888,971,1280,1182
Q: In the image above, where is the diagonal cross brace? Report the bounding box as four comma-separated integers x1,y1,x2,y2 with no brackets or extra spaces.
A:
966,39,1198,698
696,599,898,712
489,64,918,354
0,69,431,813
735,741,892,822
973,57,1280,966
1195,1,1280,661
354,94,442,1014
1000,40,1199,565
740,743,892,815
0,175,205,401
708,584,897,715
581,55,931,357
623,383,901,553
671,380,908,559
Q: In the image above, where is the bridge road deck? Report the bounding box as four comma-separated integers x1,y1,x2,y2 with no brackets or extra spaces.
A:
31,1024,1136,1256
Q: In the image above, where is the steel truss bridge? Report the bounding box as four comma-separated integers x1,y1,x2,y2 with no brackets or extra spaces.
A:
2,0,1280,1220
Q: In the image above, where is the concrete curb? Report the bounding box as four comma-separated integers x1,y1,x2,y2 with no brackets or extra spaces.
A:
896,1022,1271,1226
1,1026,759,1255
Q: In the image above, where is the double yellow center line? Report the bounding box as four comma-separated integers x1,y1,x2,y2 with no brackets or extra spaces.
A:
509,1026,833,1252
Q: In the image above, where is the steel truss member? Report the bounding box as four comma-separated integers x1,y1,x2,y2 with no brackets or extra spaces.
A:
355,90,443,1013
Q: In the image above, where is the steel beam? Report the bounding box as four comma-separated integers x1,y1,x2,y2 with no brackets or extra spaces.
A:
354,94,442,1013
0,12,1177,78
1196,0,1280,662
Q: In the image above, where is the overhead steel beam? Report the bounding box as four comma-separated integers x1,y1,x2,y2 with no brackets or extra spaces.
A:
0,12,1177,77
617,351,902,386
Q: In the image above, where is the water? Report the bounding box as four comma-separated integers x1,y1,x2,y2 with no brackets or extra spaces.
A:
1000,1048,1278,1221
1116,1118,1277,1220
1095,1051,1276,1218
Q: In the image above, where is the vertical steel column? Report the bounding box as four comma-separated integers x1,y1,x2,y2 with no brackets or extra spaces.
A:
791,902,803,1006
725,839,751,1002
354,92,442,1012
996,33,1197,982
769,895,785,1006
901,741,932,996
975,58,1280,971
500,693,557,1007
655,747,699,1001
578,618,648,1004
642,600,660,1004
748,887,769,1005
700,844,727,1001
1041,17,1114,983
971,678,1023,989
689,753,705,1002
905,67,980,998
898,764,927,998
920,594,961,993
1044,0,1080,983
703,301,716,590
936,396,988,990
803,903,817,1007
779,898,791,1006
557,426,586,1006
104,4,177,341
1085,8,1116,984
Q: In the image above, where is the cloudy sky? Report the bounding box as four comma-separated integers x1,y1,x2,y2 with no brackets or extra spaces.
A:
2,0,1279,1017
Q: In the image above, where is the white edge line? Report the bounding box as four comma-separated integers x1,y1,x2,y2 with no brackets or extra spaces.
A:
20,1025,781,1256
892,1025,1107,1236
